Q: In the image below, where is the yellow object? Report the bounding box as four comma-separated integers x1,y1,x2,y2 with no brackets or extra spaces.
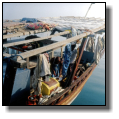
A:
65,30,71,33
62,77,67,82
41,78,60,95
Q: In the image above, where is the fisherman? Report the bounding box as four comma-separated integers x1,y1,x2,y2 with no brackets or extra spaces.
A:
50,57,63,78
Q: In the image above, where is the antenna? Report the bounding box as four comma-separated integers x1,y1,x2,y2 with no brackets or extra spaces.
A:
85,3,95,18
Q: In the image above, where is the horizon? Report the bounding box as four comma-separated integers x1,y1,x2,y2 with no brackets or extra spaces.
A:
3,3,105,20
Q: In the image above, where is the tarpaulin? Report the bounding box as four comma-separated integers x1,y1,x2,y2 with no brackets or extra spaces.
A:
26,22,57,30
26,22,44,30
21,18,38,23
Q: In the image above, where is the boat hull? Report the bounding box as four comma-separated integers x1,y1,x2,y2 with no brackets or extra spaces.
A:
56,64,96,105
56,49,105,105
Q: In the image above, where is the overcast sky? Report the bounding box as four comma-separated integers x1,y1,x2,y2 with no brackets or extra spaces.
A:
3,3,105,20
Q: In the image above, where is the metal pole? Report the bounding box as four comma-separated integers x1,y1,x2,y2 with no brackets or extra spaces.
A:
85,3,95,18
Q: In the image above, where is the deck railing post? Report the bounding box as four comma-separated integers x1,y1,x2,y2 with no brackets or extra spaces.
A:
51,50,54,58
61,46,63,58
27,57,29,69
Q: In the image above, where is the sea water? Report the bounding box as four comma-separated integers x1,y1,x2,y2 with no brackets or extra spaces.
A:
3,31,105,105
71,53,105,105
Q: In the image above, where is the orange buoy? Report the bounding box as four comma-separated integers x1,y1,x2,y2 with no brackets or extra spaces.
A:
22,46,28,49
74,76,77,80
26,95,38,105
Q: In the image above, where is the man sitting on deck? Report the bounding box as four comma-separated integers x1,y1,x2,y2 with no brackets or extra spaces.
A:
50,57,63,78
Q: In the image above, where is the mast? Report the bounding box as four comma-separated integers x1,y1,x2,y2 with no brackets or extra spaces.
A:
85,3,95,18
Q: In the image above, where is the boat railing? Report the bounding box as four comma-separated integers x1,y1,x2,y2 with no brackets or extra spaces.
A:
3,24,105,69
3,16,105,69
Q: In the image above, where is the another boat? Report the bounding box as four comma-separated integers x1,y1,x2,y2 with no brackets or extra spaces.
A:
3,16,105,105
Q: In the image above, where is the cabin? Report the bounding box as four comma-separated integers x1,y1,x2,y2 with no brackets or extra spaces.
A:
3,16,105,105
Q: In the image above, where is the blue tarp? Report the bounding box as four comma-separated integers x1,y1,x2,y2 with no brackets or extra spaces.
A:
21,18,38,23
62,44,72,78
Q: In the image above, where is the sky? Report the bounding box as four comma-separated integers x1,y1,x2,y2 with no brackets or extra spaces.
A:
3,3,105,20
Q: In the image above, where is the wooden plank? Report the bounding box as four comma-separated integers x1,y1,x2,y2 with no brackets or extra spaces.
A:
15,24,105,60
3,28,51,39
51,50,54,58
29,62,37,69
3,32,24,39
27,57,29,69
5,25,25,30
3,30,7,34
3,53,11,57
3,29,18,34
61,46,63,58
3,31,70,47
3,23,25,29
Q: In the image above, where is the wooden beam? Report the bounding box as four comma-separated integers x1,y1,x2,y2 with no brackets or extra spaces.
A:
61,46,63,58
3,28,52,39
3,25,25,30
27,57,29,69
3,53,11,57
51,50,54,58
3,32,23,39
16,24,105,60
3,31,70,47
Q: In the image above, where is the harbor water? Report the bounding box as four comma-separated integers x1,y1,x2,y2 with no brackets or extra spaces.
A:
71,53,105,105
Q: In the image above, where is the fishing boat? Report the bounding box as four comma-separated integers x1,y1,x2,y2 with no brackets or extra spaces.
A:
3,16,105,105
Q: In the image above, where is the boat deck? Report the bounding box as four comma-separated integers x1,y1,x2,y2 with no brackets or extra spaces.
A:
3,16,105,69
